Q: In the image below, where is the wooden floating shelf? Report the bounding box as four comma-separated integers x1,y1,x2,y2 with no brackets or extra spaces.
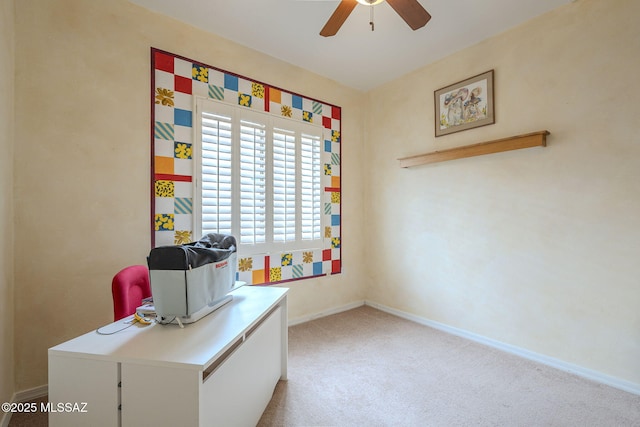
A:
398,130,550,168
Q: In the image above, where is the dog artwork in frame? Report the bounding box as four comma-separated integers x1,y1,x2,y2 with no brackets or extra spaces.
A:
435,70,494,137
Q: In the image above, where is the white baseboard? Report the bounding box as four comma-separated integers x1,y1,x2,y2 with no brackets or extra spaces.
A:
0,385,48,427
13,384,48,402
365,300,640,396
288,300,365,326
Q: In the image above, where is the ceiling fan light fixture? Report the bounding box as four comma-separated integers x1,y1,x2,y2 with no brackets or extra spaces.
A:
356,0,385,6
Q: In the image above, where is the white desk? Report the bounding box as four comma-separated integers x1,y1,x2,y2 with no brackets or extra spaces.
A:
48,286,288,427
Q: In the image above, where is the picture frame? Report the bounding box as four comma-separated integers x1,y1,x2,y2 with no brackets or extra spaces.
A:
434,70,494,137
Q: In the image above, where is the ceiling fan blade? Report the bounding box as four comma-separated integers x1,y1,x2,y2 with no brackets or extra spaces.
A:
320,0,358,37
386,0,431,30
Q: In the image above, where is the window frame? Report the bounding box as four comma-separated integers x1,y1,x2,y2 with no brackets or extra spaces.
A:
193,97,325,257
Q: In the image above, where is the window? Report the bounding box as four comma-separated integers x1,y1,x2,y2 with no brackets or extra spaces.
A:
151,50,343,284
194,98,323,256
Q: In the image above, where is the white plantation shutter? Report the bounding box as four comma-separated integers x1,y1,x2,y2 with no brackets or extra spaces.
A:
239,119,267,245
300,133,322,240
273,128,297,242
200,110,233,236
195,98,324,256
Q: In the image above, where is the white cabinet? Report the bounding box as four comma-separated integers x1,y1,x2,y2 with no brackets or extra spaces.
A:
48,286,288,427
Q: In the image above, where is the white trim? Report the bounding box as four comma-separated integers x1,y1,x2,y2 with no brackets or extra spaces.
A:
288,300,365,326
0,385,48,427
12,384,48,402
365,300,640,396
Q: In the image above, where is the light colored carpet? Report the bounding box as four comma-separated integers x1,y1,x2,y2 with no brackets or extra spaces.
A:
258,305,640,427
8,305,640,426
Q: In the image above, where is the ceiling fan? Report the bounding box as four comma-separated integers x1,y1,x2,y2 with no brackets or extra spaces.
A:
320,0,431,37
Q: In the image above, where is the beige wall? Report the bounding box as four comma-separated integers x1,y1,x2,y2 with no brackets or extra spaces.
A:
10,0,639,393
13,0,365,390
0,0,15,408
364,0,640,385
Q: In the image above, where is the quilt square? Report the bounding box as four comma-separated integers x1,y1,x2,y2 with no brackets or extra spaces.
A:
174,142,192,159
174,197,193,214
174,230,192,245
174,109,192,127
155,213,175,231
173,158,191,176
208,68,224,87
238,93,252,108
155,87,174,108
192,81,209,98
238,257,254,272
154,156,174,175
155,104,173,123
252,269,265,285
154,51,174,73
209,85,224,100
174,75,192,94
154,122,174,141
154,180,174,198
174,125,192,143
292,95,303,110
313,262,324,276
192,64,208,83
173,181,193,198
173,92,192,111
174,58,192,78
154,196,174,214
322,116,332,129
312,101,323,116
224,74,239,91
303,111,313,123
270,88,281,104
332,259,341,274
331,106,341,120
173,213,191,231
154,139,173,158
155,231,174,247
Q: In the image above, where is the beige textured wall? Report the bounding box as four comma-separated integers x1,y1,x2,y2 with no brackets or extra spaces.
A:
364,0,640,385
14,0,365,390
13,0,637,394
0,0,15,407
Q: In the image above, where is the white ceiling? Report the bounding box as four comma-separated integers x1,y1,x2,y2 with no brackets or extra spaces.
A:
129,0,573,91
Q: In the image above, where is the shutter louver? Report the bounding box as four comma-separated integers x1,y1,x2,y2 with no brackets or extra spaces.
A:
301,133,322,240
273,128,296,242
201,111,233,236
239,119,267,245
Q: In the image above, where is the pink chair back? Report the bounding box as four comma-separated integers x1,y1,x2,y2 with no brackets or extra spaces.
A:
112,265,152,321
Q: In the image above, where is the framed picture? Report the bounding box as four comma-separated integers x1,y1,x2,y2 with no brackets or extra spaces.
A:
435,70,494,137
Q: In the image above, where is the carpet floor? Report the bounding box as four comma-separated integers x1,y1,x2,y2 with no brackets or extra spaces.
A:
258,305,640,426
8,305,640,426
